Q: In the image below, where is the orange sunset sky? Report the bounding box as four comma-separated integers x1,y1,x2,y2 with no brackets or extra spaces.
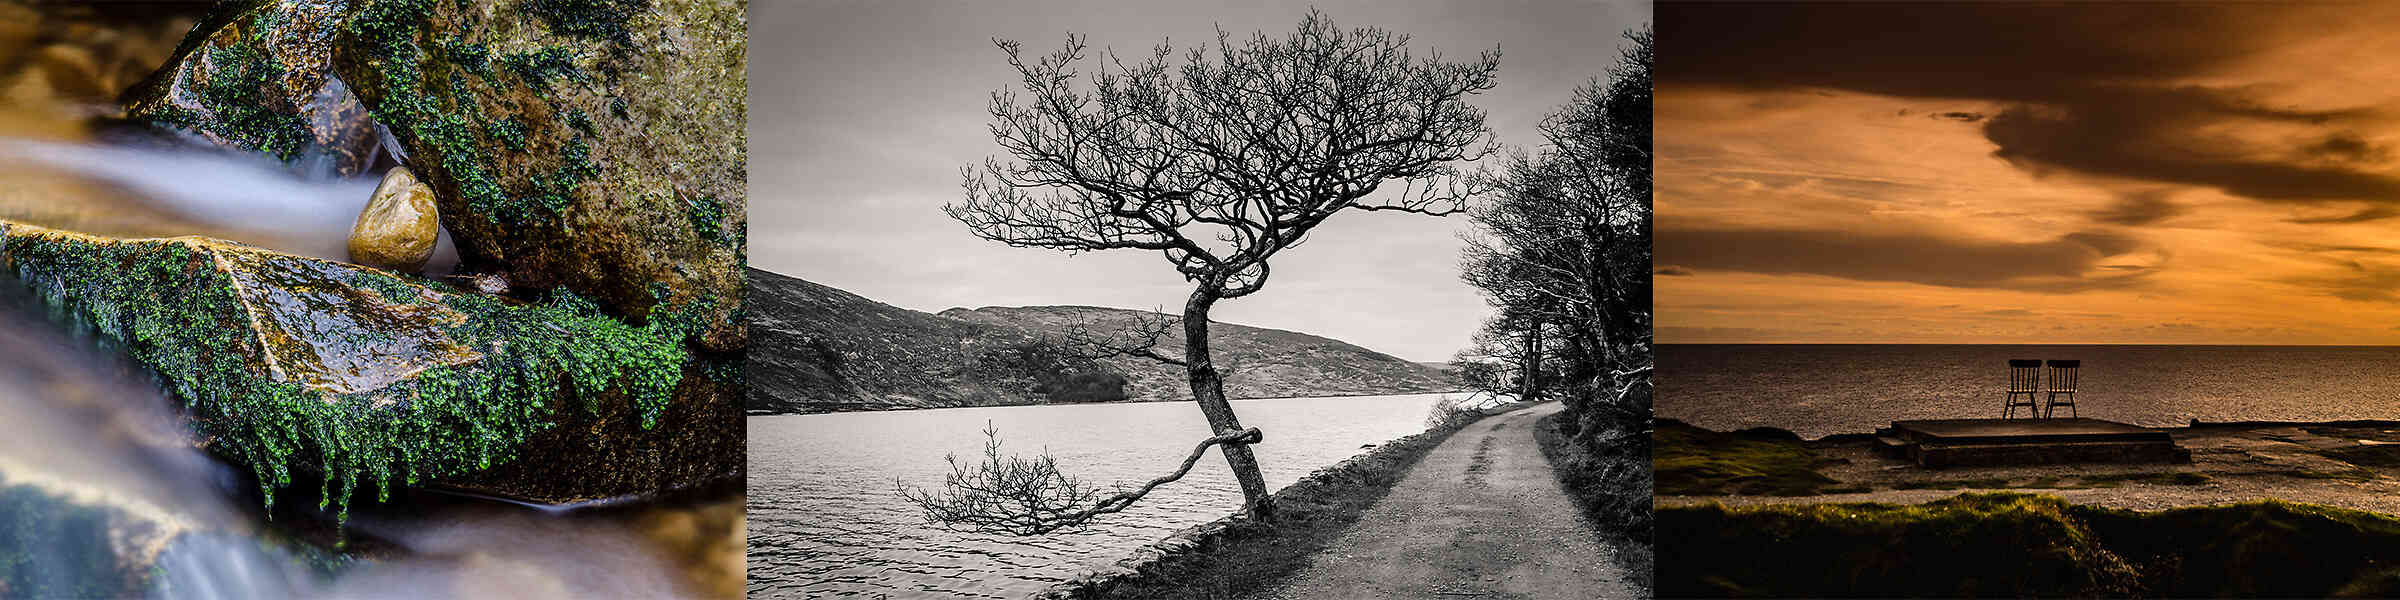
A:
1656,2,2400,344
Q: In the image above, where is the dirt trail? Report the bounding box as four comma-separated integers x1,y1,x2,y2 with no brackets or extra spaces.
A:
1256,403,1636,600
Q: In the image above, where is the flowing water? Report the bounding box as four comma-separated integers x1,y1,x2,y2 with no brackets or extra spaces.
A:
745,392,1475,599
1660,344,2400,439
0,8,737,598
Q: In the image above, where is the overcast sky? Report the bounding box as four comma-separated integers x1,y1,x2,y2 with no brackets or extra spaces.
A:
1657,2,2400,345
748,0,1646,361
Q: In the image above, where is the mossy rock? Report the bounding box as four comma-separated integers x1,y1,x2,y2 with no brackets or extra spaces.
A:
119,0,381,176
332,0,747,352
0,221,740,522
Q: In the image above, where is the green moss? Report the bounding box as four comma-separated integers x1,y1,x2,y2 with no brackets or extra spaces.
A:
684,195,723,241
519,0,648,57
2,232,687,533
1654,420,1843,496
486,117,529,152
344,0,603,228
438,35,491,76
500,46,586,91
178,19,313,161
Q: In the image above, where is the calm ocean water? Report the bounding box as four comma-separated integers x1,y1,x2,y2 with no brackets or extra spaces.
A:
1659,344,2400,439
745,393,1472,599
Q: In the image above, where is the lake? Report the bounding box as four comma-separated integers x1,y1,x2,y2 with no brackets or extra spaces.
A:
1660,344,2400,439
744,392,1472,599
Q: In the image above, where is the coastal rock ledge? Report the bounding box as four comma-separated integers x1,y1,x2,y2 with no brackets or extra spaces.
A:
0,222,740,515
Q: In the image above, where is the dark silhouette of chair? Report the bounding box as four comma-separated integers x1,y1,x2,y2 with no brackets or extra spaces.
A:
2044,360,2080,418
2004,359,2041,419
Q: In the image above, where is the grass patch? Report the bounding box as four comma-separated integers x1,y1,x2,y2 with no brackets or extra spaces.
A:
1654,419,1844,496
1659,492,2400,598
1059,401,1535,599
1534,412,1654,592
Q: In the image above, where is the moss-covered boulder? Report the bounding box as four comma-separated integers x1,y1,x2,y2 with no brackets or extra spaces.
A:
332,0,746,352
119,0,382,176
0,221,740,519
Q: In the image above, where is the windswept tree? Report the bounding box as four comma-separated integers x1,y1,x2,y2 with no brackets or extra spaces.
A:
916,10,1499,531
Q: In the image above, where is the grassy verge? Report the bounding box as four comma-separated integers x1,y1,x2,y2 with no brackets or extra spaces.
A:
1056,400,1535,599
1659,492,2400,598
1654,419,1854,495
1533,411,1655,592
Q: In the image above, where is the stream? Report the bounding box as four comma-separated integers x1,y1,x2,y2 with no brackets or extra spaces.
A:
0,6,739,598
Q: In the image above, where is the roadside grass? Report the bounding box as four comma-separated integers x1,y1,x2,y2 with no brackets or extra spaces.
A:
1059,400,1537,599
1658,492,2400,598
1533,411,1655,592
1653,419,1845,496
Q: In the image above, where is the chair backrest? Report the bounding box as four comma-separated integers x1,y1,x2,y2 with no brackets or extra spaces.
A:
2008,359,2041,392
2045,359,2080,392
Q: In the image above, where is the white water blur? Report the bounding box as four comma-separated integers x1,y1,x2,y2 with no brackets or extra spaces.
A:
0,137,460,273
0,290,707,598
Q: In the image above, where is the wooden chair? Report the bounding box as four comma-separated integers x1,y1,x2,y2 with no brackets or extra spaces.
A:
2004,359,2042,419
2044,360,2080,418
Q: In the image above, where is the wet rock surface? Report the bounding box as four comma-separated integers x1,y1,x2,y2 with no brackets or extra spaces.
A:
347,165,436,272
118,0,382,176
0,221,741,515
332,0,747,351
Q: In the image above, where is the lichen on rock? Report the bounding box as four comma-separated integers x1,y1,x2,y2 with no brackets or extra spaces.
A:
0,221,734,525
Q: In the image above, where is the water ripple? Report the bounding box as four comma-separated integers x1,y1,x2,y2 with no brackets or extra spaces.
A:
746,394,1463,598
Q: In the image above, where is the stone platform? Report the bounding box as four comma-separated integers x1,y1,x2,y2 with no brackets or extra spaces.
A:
1873,418,2190,468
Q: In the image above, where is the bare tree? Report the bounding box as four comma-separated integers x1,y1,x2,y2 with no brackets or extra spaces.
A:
898,422,1258,535
931,10,1498,529
1460,29,1651,444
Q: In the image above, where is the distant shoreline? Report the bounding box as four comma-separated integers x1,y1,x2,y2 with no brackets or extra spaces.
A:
746,387,1473,417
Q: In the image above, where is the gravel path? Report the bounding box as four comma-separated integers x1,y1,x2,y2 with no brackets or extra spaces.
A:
1256,403,1637,600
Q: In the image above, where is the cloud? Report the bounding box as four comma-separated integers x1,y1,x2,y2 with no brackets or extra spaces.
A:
1662,3,2400,208
1654,266,1694,276
2284,260,2400,303
1654,225,2153,291
2288,205,2399,224
2303,132,2389,165
2088,190,2183,226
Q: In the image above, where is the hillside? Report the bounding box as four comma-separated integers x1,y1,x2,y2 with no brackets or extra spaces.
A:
941,305,1461,406
746,268,1461,414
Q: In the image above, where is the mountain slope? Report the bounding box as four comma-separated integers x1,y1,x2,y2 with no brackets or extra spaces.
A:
941,305,1459,405
746,267,1461,414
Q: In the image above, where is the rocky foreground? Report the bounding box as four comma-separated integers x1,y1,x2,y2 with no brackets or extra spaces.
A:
0,0,750,523
747,268,1461,414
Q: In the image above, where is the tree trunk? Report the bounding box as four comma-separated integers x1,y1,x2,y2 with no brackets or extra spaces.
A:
1182,286,1277,522
1518,320,1544,403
